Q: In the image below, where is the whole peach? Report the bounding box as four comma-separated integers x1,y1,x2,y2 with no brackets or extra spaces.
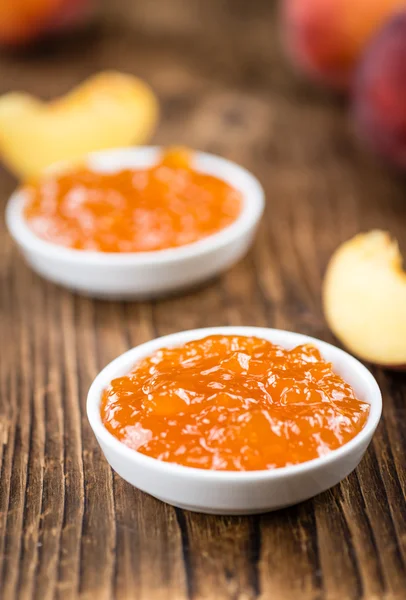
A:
0,0,94,47
282,0,406,89
352,10,406,170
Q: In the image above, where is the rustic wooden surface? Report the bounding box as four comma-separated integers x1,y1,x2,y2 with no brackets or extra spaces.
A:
0,1,406,599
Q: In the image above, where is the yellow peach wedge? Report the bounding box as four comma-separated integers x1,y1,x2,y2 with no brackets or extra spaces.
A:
0,71,159,180
323,230,406,368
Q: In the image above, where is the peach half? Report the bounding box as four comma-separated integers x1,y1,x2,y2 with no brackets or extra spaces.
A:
323,230,406,368
0,71,159,180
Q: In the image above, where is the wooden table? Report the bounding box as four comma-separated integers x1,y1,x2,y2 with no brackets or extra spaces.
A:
0,1,405,598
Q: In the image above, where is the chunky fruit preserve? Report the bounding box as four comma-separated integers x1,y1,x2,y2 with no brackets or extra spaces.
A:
23,148,242,253
101,335,370,471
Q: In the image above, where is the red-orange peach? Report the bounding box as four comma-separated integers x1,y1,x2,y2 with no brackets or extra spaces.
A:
352,10,406,170
282,0,405,89
0,0,93,46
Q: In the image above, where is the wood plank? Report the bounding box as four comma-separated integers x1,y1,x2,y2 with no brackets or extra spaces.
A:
0,1,405,598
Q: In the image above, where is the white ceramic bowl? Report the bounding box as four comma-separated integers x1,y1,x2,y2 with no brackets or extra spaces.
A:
87,326,382,515
6,147,264,300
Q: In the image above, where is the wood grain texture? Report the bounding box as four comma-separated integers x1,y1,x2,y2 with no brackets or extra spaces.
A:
0,1,405,598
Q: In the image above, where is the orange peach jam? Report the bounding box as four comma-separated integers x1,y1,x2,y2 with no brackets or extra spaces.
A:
101,335,370,471
23,148,242,253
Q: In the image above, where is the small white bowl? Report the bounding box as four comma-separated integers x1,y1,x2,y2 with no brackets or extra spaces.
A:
6,147,264,300
87,326,382,515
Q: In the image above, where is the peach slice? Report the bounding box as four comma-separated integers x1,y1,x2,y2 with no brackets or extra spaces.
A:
0,71,159,179
323,231,406,367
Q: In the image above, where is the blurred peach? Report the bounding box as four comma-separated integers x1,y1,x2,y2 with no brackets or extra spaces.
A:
0,0,94,46
352,10,406,170
282,0,405,89
0,71,159,179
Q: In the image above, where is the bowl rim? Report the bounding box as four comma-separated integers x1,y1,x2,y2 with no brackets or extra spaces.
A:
87,326,382,481
5,146,265,266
